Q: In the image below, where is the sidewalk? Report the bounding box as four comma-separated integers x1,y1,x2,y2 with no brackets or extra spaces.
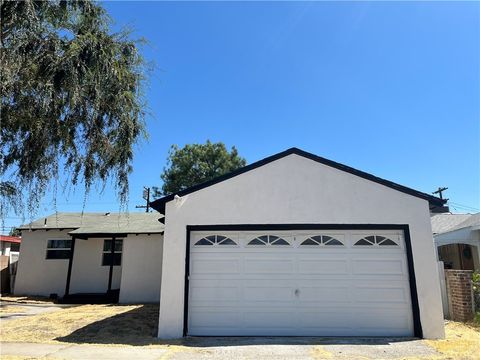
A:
0,342,173,360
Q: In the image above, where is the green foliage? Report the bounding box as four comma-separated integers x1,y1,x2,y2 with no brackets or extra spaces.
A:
8,227,21,237
473,271,480,312
0,0,148,220
155,141,246,196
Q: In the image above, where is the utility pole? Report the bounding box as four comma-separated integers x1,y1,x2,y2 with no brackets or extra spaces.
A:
136,186,151,212
432,187,448,201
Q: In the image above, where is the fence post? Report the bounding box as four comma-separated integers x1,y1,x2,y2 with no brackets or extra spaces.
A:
445,269,474,322
438,262,449,318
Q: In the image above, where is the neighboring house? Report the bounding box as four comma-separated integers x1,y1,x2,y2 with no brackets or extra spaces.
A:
0,235,21,256
432,213,480,271
15,213,163,303
0,235,21,293
15,148,447,339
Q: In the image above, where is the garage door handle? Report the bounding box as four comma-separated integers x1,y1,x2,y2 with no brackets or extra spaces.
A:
295,289,300,296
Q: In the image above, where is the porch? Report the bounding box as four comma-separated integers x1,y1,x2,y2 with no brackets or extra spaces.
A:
60,233,126,304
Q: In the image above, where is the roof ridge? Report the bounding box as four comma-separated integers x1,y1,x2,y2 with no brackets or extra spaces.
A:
150,147,446,214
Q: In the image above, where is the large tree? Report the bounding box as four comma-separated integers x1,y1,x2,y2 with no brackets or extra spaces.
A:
1,0,148,220
156,141,246,196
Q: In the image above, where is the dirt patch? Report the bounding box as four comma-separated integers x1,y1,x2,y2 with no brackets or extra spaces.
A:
425,321,480,360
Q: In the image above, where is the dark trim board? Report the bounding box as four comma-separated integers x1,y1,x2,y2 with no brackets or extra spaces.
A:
152,148,446,214
183,223,423,338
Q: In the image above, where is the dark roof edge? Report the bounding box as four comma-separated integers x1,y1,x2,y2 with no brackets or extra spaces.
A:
150,147,447,214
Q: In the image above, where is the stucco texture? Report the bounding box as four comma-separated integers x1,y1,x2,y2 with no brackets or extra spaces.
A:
15,230,163,304
158,154,444,339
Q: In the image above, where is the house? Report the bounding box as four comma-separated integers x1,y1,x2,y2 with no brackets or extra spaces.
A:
15,213,163,303
0,235,21,294
432,213,480,271
15,148,447,339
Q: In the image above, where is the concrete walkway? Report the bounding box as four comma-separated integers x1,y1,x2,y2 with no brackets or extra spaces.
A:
0,342,171,360
0,338,439,360
0,302,72,322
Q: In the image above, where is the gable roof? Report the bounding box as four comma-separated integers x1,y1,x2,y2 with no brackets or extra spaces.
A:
19,212,164,235
431,213,472,235
150,147,447,214
450,213,480,232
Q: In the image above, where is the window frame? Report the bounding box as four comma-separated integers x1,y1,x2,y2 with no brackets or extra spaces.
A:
353,235,399,247
45,239,72,260
247,235,290,246
300,235,344,246
193,235,237,246
101,239,123,266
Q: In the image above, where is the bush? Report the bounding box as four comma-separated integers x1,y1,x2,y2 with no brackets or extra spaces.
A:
473,271,480,315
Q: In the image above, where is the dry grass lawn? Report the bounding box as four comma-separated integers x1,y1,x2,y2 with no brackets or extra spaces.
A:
1,303,165,346
425,321,480,360
0,305,27,314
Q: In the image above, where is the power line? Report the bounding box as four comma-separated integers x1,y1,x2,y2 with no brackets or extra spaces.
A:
447,201,480,212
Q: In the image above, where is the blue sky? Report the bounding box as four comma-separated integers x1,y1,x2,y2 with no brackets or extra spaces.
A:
4,1,480,232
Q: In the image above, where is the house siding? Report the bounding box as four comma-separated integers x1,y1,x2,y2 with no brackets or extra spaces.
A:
15,230,71,297
15,230,162,302
119,234,163,303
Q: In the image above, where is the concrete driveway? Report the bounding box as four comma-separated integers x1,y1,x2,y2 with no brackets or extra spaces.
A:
176,337,439,359
1,337,439,360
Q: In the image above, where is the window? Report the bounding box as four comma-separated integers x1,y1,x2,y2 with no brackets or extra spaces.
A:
300,235,343,246
247,235,289,246
102,239,123,266
194,235,237,246
10,243,20,252
354,235,398,246
46,240,72,259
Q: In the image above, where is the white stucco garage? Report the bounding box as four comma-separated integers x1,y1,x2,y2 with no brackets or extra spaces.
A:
151,148,447,339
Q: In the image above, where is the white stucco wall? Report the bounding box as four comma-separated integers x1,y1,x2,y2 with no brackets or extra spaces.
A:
15,230,71,296
15,231,128,297
69,238,122,294
1,242,11,256
119,234,163,303
158,153,445,339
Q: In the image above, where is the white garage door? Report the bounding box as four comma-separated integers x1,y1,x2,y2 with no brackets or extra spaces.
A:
188,229,414,337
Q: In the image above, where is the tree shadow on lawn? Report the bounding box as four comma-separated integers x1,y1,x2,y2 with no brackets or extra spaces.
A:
56,304,169,346
56,304,421,347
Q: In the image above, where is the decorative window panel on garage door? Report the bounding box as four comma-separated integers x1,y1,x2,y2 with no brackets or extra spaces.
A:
188,230,413,337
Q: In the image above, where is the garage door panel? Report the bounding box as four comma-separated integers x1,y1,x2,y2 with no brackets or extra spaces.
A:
188,229,414,337
244,258,294,273
299,311,352,327
189,309,241,328
353,284,410,303
191,258,240,274
298,259,348,274
352,258,406,275
190,285,240,302
355,314,413,333
297,284,350,302
243,310,297,328
243,285,294,301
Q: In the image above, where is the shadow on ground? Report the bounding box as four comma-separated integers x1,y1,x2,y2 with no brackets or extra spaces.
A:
56,304,421,347
56,304,164,346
